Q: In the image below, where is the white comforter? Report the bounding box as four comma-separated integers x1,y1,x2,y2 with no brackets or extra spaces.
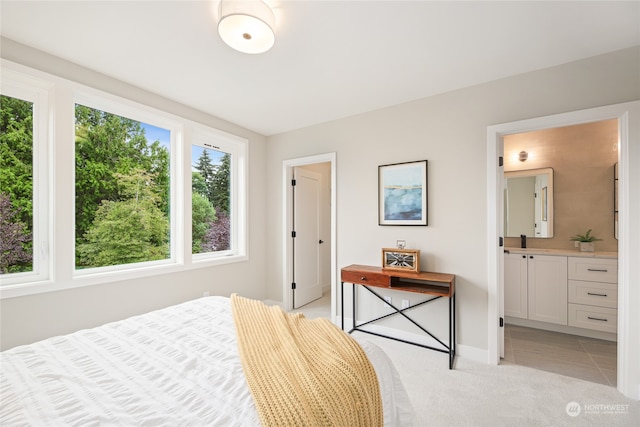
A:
1,296,414,426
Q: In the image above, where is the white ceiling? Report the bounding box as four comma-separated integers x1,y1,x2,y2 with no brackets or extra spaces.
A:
1,1,639,136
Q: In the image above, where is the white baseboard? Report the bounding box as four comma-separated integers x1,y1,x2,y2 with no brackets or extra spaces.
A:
338,316,487,364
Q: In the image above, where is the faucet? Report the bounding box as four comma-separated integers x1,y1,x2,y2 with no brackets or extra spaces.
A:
520,234,527,249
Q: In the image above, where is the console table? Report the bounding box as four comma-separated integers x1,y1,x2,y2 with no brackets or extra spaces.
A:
340,264,456,369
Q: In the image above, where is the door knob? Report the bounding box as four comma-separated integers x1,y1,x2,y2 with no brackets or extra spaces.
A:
319,240,324,244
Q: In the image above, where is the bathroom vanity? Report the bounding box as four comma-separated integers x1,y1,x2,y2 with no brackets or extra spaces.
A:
504,248,618,339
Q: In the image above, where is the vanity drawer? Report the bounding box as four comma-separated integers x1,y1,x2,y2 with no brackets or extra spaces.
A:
568,257,617,283
568,280,617,309
568,304,617,334
341,269,390,287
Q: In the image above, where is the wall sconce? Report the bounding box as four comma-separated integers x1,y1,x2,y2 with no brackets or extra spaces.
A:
218,0,275,54
518,151,528,162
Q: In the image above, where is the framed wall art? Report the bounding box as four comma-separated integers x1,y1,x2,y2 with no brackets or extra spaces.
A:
378,160,427,226
381,248,420,273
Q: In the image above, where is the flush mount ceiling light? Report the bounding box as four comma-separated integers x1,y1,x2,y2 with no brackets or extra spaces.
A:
218,0,275,54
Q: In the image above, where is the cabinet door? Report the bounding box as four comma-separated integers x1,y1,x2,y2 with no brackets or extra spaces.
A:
527,255,568,325
504,253,528,318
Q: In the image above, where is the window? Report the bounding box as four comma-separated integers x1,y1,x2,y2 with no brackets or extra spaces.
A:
0,70,50,287
191,126,246,261
1,63,247,297
191,146,230,254
74,103,172,270
0,95,34,274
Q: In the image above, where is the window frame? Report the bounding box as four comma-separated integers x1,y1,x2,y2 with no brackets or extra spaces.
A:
0,62,248,299
0,69,51,288
72,91,182,275
190,123,247,263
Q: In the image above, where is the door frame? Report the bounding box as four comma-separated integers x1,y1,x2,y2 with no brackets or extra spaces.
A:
486,101,640,400
282,153,337,319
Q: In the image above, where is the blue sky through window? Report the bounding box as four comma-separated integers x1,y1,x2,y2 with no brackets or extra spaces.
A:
141,123,170,149
191,145,224,171
141,123,224,170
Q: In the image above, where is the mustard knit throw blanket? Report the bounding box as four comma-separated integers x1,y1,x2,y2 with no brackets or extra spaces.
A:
231,294,383,427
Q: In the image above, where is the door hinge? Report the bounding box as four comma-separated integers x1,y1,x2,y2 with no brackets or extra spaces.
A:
291,282,296,290
499,317,504,327
498,156,504,167
291,179,296,186
499,237,503,247
291,230,296,238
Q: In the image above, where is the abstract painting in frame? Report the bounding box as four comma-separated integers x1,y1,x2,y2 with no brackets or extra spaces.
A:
378,160,427,225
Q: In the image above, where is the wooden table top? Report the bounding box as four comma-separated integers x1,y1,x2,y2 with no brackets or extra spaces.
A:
341,264,455,297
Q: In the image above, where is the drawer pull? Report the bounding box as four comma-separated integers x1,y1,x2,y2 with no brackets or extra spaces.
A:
360,276,367,281
587,268,608,272
587,292,608,297
587,316,608,322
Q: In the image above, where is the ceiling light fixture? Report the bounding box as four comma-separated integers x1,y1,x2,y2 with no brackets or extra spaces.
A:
218,0,275,54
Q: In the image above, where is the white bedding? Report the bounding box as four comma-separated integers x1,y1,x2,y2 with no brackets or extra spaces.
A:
1,296,414,426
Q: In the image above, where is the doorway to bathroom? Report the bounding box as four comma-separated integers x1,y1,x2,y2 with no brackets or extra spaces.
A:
486,100,640,399
501,119,619,386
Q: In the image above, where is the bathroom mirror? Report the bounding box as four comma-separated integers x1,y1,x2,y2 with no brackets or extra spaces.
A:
504,168,554,238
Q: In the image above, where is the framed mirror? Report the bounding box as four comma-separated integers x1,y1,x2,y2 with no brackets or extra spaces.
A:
504,167,554,238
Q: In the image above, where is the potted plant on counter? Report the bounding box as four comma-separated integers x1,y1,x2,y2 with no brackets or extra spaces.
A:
570,229,602,252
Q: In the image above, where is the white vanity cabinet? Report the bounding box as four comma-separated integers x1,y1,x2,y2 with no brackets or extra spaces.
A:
504,253,568,325
568,257,618,333
505,249,618,338
504,253,528,318
527,255,568,325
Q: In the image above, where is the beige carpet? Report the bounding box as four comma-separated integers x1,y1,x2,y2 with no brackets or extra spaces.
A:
285,295,639,426
360,333,639,426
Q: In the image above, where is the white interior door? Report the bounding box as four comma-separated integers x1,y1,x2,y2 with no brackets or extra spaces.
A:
292,167,323,308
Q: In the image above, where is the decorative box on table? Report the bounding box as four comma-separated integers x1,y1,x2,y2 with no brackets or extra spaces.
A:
381,248,420,273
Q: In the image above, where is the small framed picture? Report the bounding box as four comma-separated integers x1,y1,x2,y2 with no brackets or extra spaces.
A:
382,248,420,273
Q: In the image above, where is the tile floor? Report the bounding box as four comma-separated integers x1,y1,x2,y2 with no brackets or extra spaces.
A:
503,323,617,387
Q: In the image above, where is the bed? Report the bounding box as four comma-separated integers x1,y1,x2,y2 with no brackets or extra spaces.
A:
1,295,415,426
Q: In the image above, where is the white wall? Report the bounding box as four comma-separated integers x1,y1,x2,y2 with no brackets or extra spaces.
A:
266,46,640,354
0,39,269,350
2,38,638,362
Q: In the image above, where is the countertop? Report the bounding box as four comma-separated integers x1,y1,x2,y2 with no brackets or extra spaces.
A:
504,247,618,259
